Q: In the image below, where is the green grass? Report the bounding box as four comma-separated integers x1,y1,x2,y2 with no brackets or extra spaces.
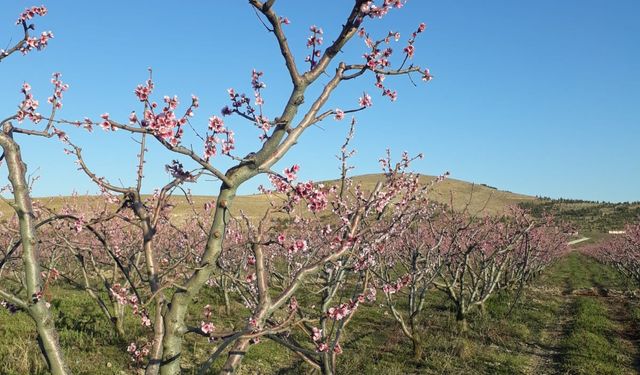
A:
538,251,631,291
2,252,640,374
562,297,624,375
0,287,134,374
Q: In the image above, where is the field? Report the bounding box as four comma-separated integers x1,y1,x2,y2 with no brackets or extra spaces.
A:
2,250,639,374
2,175,639,374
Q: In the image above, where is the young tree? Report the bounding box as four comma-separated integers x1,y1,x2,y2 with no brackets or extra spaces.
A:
204,136,435,374
430,209,534,331
0,6,70,374
66,140,209,374
62,2,433,373
375,215,443,359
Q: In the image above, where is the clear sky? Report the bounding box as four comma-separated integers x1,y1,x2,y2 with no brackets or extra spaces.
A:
1,1,638,202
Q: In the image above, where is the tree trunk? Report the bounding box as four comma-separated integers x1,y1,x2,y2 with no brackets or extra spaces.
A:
319,353,334,375
160,186,238,375
146,297,165,375
114,302,126,338
0,126,70,375
113,315,126,339
479,301,487,315
222,276,231,316
456,308,468,333
139,232,164,375
412,337,423,360
219,337,251,374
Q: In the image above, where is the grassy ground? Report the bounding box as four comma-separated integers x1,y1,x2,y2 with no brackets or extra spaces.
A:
1,252,639,374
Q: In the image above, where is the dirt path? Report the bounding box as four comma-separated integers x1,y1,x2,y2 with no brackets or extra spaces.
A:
525,252,640,375
526,293,573,375
567,237,590,246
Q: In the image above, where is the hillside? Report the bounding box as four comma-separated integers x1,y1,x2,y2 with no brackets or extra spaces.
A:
519,198,640,233
0,174,536,220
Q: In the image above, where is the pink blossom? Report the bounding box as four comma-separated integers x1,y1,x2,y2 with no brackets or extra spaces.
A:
141,312,151,327
359,92,373,107
201,321,215,335
334,343,343,355
16,6,48,25
279,16,291,25
134,79,154,101
283,164,300,181
312,327,323,342
404,44,415,58
247,255,256,265
203,304,212,320
294,239,308,252
208,116,225,132
289,296,298,311
422,68,433,82
100,113,111,130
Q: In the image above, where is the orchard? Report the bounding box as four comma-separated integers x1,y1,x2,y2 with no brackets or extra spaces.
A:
1,2,638,375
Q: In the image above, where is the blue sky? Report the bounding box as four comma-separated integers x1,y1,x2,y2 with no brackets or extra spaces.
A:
1,1,638,202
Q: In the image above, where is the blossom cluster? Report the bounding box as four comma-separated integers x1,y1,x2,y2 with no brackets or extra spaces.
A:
354,6,433,105
16,83,41,123
127,342,150,363
109,283,151,327
250,70,272,140
311,327,343,354
403,23,426,59
278,16,290,25
286,238,308,254
40,268,60,282
357,28,401,101
204,115,234,159
305,25,323,69
221,70,271,142
326,288,377,322
48,72,69,109
382,274,412,294
267,165,329,213
359,0,405,19
127,76,200,147
20,31,54,55
327,300,358,320
16,5,48,24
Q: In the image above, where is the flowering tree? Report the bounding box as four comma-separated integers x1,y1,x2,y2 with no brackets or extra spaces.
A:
1,2,436,373
202,130,436,374
375,205,567,351
591,221,640,283
374,214,443,359
55,2,434,373
0,6,70,374
429,208,534,331
65,138,212,374
499,213,569,290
